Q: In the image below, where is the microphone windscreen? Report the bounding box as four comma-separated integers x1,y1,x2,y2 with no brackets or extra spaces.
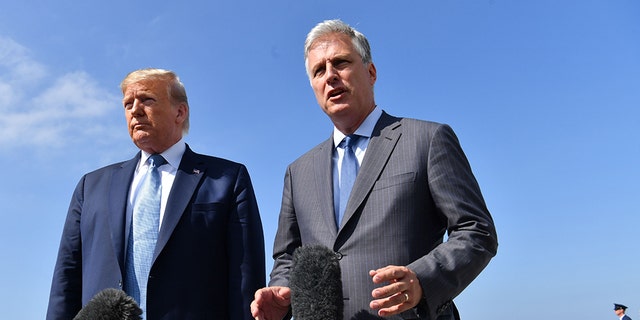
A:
73,288,142,320
289,244,343,320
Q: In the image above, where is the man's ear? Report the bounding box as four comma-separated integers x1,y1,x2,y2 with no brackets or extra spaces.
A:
368,62,377,86
176,102,188,124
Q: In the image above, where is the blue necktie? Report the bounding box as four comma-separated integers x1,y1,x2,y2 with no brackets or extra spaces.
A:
336,135,360,227
125,154,166,317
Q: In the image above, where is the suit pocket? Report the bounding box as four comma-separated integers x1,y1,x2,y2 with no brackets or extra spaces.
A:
189,202,230,231
372,172,416,191
191,202,228,213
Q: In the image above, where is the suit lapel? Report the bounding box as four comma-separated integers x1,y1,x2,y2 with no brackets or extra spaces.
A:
153,145,205,261
110,154,139,271
339,112,402,230
315,138,339,237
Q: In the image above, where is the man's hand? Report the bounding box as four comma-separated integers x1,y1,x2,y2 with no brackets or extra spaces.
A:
369,265,423,317
251,286,291,320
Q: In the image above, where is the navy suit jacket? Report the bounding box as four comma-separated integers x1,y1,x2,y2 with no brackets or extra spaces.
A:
270,112,498,320
47,145,265,320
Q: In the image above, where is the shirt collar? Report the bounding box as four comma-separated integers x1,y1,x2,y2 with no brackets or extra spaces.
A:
139,139,186,170
333,106,383,147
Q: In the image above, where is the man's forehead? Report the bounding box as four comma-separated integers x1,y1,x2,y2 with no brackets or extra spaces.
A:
310,33,351,51
308,40,355,64
124,81,161,95
309,39,332,52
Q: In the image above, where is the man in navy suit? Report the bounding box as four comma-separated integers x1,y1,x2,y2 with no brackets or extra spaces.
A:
47,68,265,319
251,20,497,319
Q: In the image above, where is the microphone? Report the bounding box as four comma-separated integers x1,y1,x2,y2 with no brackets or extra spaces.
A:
73,288,142,320
289,244,343,320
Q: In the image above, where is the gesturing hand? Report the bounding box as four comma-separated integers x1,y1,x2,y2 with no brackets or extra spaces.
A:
251,286,291,320
369,265,423,317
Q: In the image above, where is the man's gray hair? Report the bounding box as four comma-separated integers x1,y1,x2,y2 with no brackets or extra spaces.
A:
304,19,372,78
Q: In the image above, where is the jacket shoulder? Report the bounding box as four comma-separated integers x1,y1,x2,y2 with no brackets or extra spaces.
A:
288,138,330,169
187,150,249,171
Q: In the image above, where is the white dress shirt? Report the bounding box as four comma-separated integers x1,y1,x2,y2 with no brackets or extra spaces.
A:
128,139,185,229
332,106,383,217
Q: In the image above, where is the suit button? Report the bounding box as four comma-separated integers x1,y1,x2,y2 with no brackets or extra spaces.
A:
118,280,123,288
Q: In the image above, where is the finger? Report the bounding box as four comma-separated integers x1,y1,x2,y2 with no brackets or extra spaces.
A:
369,265,398,277
277,286,292,300
371,281,407,299
393,291,410,305
250,300,262,319
371,266,407,283
377,304,404,317
370,292,410,316
253,287,268,303
371,290,409,308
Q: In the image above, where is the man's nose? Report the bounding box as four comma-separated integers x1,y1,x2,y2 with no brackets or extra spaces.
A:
325,64,339,83
130,99,144,115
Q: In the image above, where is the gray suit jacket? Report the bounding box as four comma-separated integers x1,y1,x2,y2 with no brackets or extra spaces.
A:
270,112,498,320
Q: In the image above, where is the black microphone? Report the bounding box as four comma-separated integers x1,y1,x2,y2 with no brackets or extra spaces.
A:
289,244,343,320
73,288,142,320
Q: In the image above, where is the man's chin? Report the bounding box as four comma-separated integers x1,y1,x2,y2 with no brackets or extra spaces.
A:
323,103,350,115
131,134,153,149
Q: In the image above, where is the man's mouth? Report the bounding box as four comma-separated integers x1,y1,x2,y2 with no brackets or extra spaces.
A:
132,122,149,130
327,88,347,100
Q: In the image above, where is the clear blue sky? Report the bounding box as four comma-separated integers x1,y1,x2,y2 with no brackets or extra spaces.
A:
1,1,638,319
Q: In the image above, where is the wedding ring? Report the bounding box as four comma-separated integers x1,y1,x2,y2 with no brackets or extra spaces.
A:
404,293,409,302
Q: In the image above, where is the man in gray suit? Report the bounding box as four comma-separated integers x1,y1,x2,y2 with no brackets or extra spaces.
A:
251,19,498,320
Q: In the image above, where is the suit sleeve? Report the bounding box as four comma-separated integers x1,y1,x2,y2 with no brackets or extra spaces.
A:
268,165,301,287
408,124,498,319
227,164,266,320
46,176,85,320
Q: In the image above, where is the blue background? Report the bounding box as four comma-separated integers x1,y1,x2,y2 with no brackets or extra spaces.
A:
0,1,638,319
